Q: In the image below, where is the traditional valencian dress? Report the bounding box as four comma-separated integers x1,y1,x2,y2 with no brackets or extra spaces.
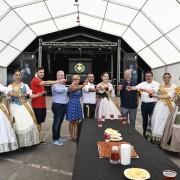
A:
161,87,180,152
95,82,121,120
0,84,18,153
150,83,177,142
8,82,40,147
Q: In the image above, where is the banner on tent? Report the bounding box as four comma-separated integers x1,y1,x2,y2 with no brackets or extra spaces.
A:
123,53,137,84
7,52,36,85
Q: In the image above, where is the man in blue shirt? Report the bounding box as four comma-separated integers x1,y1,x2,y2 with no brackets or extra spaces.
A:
51,70,68,145
119,69,138,128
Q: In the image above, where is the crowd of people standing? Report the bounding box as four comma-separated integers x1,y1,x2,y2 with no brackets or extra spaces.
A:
121,70,180,152
0,67,180,154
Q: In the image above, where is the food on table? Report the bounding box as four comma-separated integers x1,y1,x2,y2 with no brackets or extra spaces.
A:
104,128,122,142
104,128,121,136
97,141,138,159
124,168,150,179
110,135,123,142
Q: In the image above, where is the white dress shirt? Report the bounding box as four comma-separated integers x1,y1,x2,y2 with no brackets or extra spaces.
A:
82,82,96,104
136,81,160,103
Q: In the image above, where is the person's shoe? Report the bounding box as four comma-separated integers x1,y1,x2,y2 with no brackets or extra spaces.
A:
58,137,67,142
69,138,74,142
40,140,47,144
52,140,63,146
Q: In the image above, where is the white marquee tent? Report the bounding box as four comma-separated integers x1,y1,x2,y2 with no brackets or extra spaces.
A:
0,0,180,69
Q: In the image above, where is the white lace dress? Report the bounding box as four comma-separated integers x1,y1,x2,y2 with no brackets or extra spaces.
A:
95,83,121,120
8,83,40,148
0,84,18,153
151,84,177,141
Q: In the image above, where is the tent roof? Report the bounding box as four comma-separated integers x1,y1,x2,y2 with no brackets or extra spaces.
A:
0,0,180,68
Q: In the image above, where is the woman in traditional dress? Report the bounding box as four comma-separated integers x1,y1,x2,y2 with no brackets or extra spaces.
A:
0,84,18,153
161,87,180,152
8,70,40,148
95,72,121,121
150,73,177,143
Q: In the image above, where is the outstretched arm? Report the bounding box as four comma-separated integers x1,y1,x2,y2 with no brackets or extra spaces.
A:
39,79,66,86
68,81,88,92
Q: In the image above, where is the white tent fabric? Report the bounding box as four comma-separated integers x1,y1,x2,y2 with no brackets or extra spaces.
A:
0,0,180,68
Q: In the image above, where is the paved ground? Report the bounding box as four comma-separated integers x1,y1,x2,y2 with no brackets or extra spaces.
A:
0,97,76,180
0,97,179,180
135,107,180,168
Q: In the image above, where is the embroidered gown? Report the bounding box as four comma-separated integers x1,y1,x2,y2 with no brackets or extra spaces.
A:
161,92,180,152
0,84,18,153
151,83,177,142
95,82,121,120
8,82,40,147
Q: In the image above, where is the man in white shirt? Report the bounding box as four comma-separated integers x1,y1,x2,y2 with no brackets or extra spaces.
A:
131,71,159,137
82,74,96,118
